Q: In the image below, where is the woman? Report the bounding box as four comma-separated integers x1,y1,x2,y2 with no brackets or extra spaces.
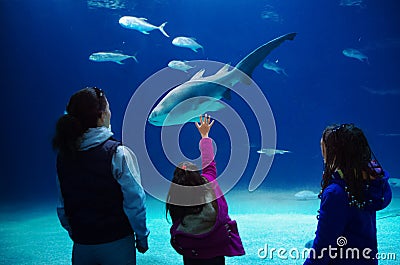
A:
53,87,149,265
304,124,392,265
166,114,245,265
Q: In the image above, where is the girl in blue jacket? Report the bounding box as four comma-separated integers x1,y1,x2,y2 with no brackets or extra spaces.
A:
304,124,392,265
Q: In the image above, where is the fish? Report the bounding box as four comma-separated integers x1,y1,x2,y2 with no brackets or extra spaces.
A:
342,48,369,63
119,16,169,37
263,60,288,76
339,0,364,7
257,148,291,156
260,5,282,23
172,37,203,52
168,60,195,73
294,190,319,200
361,86,400,96
148,32,297,126
379,133,400,137
89,51,138,64
389,178,400,188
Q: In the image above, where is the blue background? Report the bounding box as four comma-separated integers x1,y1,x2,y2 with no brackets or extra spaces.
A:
1,0,399,203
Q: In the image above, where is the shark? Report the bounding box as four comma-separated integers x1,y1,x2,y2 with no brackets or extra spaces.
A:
148,32,297,126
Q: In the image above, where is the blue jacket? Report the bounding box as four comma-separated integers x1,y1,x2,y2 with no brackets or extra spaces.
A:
304,170,392,265
56,127,149,246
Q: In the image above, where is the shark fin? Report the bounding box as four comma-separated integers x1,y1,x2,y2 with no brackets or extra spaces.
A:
235,32,296,78
190,69,206,80
139,17,148,20
215,64,231,76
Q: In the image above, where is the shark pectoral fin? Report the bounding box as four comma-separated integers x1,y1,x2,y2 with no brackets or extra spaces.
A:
141,31,150,35
222,89,231,100
215,64,231,76
190,69,206,80
116,61,124,65
192,48,199,53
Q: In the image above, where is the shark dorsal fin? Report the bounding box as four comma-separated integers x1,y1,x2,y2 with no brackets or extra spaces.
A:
190,69,206,80
214,63,231,76
139,17,148,21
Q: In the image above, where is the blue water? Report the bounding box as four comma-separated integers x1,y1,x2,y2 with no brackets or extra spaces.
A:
1,0,400,264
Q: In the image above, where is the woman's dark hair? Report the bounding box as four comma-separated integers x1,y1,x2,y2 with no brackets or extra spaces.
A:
166,162,208,224
321,123,381,205
52,87,107,156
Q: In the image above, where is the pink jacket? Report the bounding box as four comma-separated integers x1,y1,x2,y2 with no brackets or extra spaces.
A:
170,137,245,259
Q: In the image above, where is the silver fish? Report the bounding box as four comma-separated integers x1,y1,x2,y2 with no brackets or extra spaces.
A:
168,60,195,73
89,51,138,64
263,60,288,76
342,48,369,63
257,148,291,156
119,16,169,37
172,37,203,52
148,32,297,126
340,0,364,7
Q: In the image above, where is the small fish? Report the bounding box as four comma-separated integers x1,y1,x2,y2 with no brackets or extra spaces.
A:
294,190,319,200
172,37,203,52
342,48,369,63
379,133,400,137
389,178,400,188
361,86,400,96
263,60,288,76
168,60,195,73
260,5,282,23
340,0,364,7
257,148,291,156
89,51,138,64
119,16,169,37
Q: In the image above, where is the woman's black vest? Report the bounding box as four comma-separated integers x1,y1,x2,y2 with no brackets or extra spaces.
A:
57,138,133,244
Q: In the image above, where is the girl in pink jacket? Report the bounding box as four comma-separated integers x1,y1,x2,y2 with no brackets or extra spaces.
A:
166,114,245,265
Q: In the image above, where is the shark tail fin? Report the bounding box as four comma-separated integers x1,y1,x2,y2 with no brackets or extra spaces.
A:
235,32,296,79
159,22,170,38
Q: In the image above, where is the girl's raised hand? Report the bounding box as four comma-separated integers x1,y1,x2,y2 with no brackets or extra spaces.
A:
195,114,214,138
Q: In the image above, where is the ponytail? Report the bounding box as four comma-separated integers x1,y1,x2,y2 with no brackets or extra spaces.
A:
52,114,85,156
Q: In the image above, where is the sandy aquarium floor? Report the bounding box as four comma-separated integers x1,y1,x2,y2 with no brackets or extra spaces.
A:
1,188,399,265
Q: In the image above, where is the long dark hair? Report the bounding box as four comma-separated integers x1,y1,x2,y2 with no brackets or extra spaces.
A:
166,162,208,224
321,124,381,205
52,87,107,156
